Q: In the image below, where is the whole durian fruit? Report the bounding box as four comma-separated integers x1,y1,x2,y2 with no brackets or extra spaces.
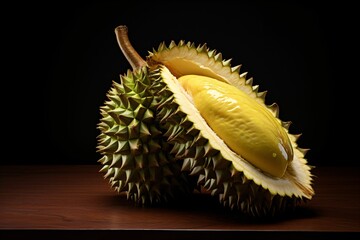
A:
98,25,314,216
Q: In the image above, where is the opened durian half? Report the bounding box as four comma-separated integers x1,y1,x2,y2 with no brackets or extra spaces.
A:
98,25,314,216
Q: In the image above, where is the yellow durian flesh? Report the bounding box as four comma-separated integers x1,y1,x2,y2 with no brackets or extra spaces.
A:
179,75,293,178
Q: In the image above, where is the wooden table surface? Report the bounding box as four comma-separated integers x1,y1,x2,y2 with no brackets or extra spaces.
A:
0,165,359,239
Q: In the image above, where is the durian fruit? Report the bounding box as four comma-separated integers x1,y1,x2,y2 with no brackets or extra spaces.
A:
99,25,314,216
97,32,195,205
148,44,314,216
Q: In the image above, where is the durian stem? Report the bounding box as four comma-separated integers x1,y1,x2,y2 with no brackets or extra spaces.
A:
115,25,147,70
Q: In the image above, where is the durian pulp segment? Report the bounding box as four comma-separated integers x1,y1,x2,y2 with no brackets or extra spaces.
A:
160,66,313,199
159,57,229,83
149,42,261,100
178,75,293,178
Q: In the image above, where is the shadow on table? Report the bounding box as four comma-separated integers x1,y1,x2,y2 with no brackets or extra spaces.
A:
101,189,319,224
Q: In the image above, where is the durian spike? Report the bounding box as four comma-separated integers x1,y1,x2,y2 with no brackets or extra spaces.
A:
115,25,147,70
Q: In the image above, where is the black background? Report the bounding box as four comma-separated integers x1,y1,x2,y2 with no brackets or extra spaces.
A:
3,1,356,166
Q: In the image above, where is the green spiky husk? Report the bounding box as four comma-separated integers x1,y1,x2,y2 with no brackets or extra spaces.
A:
97,67,195,205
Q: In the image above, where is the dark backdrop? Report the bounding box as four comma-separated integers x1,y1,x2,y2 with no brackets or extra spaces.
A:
3,1,355,166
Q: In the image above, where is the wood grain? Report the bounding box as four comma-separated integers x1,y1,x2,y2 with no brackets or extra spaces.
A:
0,165,359,239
